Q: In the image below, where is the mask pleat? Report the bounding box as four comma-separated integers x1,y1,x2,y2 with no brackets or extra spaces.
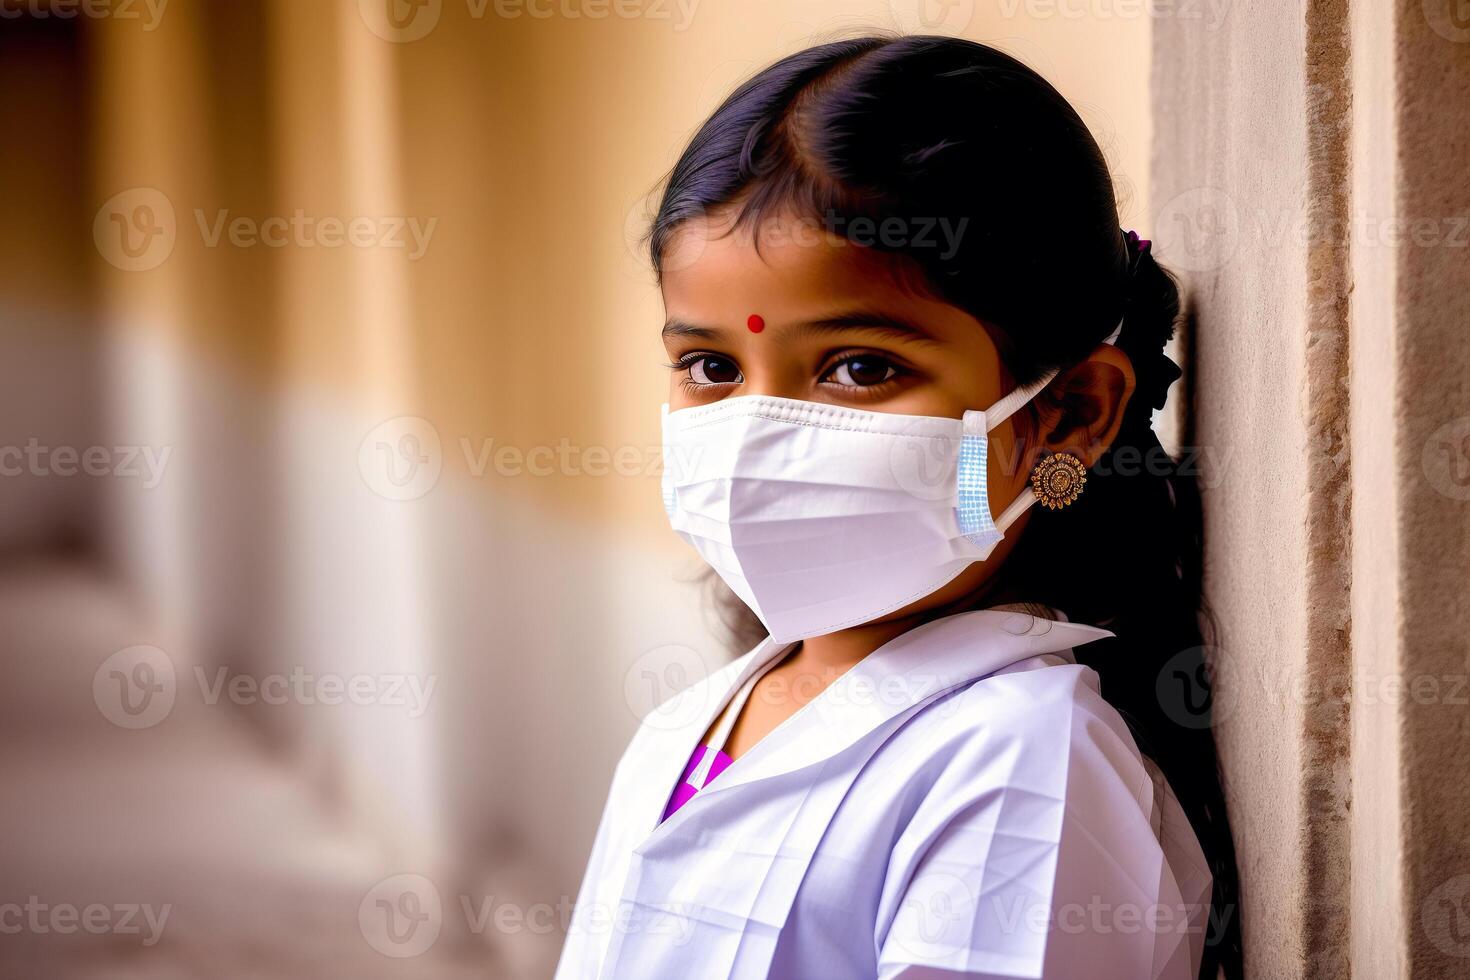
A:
661,397,1010,641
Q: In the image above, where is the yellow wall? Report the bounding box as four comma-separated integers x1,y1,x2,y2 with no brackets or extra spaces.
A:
82,0,1151,543
392,1,1153,532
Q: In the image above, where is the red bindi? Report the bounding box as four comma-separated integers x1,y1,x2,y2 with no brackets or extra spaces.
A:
746,314,765,333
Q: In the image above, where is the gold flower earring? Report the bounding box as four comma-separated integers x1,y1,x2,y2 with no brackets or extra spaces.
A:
1030,452,1088,510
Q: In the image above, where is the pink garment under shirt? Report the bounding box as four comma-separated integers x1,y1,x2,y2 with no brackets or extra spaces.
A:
658,643,796,824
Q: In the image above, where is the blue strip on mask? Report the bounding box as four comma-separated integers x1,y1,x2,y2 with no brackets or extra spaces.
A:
956,423,1002,550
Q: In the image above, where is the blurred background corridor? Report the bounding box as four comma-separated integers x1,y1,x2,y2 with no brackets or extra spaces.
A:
3,1,1154,976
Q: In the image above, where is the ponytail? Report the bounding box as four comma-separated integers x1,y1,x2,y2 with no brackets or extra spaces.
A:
1004,242,1244,978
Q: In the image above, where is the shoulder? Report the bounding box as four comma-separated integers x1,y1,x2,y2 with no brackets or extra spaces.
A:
876,662,1209,980
910,659,1147,798
894,660,1162,874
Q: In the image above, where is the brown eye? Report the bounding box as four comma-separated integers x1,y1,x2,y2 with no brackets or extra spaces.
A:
689,355,742,385
827,355,897,387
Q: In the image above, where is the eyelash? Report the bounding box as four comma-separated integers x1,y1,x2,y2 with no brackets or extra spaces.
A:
665,352,738,390
819,348,905,396
666,352,717,372
666,349,909,396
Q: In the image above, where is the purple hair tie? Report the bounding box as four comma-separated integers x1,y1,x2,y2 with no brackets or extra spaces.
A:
1123,229,1152,282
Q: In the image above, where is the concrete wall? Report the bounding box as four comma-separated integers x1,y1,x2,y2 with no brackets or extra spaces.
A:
1155,1,1470,976
1374,4,1470,976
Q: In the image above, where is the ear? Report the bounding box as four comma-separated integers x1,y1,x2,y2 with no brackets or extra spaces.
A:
1030,344,1137,467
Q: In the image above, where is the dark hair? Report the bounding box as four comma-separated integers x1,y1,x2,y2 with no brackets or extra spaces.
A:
648,35,1241,979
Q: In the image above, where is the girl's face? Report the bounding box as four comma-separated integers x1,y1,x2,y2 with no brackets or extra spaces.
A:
659,208,1137,624
661,212,1009,419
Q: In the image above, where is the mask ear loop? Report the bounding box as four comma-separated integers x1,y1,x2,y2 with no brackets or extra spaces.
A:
982,316,1125,534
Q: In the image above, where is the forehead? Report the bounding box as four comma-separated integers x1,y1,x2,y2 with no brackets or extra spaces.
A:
659,209,930,318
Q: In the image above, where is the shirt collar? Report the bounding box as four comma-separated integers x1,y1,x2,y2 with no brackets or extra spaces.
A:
634,608,1113,841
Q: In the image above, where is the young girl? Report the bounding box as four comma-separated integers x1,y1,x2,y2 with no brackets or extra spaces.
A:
557,35,1241,980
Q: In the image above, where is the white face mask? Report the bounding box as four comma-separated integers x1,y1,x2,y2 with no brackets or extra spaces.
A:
661,321,1122,643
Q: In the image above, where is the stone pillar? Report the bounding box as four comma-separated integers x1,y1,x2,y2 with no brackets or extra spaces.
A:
1354,3,1470,977
1153,1,1470,976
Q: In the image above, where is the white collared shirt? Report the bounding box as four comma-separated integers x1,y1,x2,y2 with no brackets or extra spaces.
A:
555,609,1212,980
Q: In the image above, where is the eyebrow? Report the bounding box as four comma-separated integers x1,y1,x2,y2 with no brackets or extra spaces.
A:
802,310,938,342
661,309,938,343
661,318,720,340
